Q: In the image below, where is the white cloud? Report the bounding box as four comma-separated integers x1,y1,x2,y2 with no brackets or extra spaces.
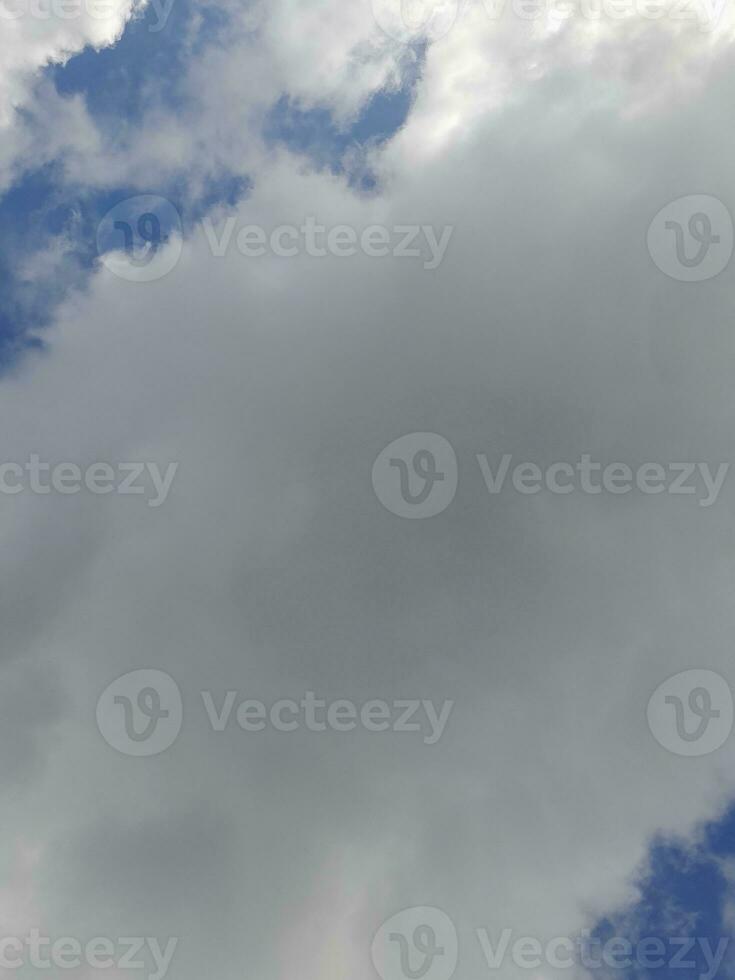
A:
0,0,141,193
0,0,141,121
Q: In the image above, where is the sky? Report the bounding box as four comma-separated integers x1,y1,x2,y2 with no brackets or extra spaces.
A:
0,1,734,980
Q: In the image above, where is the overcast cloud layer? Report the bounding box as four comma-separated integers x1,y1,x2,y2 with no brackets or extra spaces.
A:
0,4,734,980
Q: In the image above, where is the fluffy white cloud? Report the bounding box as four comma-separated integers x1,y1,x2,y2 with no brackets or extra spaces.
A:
0,0,144,194
21,0,735,211
377,0,735,161
0,0,141,122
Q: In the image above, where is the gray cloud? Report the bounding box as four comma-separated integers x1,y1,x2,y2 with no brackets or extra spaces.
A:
0,29,734,980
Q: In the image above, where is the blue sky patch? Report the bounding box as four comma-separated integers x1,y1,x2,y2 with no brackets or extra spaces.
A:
586,806,735,980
